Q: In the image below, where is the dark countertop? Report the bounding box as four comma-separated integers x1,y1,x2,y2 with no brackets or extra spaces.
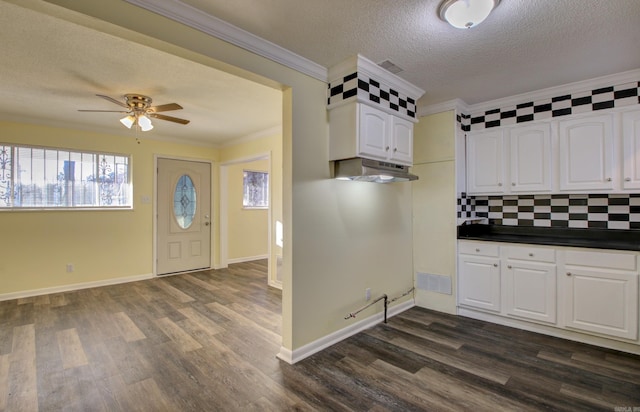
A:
457,224,640,252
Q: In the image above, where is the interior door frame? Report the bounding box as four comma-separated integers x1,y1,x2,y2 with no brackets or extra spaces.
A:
219,152,273,286
153,154,214,277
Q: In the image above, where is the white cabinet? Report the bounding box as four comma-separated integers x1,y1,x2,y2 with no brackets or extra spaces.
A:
466,123,551,194
558,113,615,191
329,102,414,166
458,241,640,344
503,245,556,324
509,124,551,192
458,242,501,312
466,129,505,194
563,249,638,340
622,109,640,190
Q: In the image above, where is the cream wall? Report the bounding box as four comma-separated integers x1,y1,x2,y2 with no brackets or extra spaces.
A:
28,0,416,353
412,111,457,314
226,159,269,261
0,121,218,295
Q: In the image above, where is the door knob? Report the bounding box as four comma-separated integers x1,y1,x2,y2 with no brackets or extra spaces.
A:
507,265,512,269
204,222,210,226
493,263,498,267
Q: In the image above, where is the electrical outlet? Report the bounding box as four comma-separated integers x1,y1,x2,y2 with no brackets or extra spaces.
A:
66,264,74,273
365,288,371,301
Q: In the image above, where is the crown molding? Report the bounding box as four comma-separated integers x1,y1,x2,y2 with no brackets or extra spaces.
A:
124,0,328,82
466,68,640,115
418,98,469,117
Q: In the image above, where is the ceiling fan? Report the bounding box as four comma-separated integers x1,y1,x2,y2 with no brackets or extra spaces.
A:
78,94,190,131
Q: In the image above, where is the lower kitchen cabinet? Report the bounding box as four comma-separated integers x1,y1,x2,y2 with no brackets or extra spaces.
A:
564,253,638,340
458,255,501,312
504,259,557,324
458,240,640,346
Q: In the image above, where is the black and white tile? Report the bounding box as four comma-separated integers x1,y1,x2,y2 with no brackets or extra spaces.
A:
463,194,640,230
457,81,640,132
328,71,418,119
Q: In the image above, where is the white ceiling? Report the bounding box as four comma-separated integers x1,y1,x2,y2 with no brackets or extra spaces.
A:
0,1,283,146
176,0,640,106
2,0,639,145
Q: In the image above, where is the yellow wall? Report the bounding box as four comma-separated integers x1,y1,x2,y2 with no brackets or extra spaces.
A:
226,159,269,261
0,121,218,294
219,133,283,283
24,0,416,353
412,111,457,314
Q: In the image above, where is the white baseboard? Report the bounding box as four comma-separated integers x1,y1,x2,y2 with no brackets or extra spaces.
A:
226,254,268,264
0,273,154,302
277,299,415,364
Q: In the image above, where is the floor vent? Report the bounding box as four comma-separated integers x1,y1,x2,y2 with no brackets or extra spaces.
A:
416,272,452,295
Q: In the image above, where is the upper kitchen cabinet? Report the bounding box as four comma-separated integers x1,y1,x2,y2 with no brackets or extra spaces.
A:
466,129,505,194
558,113,615,191
327,55,424,167
466,123,551,195
509,123,552,193
623,109,640,190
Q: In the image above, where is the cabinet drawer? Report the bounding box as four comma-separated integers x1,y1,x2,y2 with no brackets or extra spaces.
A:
503,245,555,263
458,241,499,257
565,249,637,271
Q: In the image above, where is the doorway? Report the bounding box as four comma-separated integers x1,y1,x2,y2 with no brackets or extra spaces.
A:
156,158,212,275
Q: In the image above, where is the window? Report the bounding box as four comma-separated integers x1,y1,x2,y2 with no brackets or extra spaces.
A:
0,144,131,209
243,170,269,208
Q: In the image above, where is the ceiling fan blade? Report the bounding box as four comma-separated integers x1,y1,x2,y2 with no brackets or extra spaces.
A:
149,103,183,113
96,94,129,109
149,113,190,125
78,109,129,113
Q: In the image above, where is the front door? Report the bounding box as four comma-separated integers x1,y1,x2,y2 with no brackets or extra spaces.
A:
157,158,211,275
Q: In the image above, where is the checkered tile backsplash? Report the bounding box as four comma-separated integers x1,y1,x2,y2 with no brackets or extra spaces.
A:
457,81,640,132
328,71,417,120
458,193,640,230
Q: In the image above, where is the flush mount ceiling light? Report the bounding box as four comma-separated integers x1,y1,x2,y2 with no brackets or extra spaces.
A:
438,0,500,29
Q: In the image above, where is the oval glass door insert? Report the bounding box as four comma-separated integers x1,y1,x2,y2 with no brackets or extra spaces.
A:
173,174,197,229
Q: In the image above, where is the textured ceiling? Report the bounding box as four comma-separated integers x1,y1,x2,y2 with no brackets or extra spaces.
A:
181,0,640,106
1,0,639,146
0,1,282,146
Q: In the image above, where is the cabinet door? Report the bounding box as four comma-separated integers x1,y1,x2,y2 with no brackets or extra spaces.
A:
358,104,389,161
458,255,501,312
466,129,505,194
622,110,640,190
389,116,413,165
509,124,551,192
559,114,615,191
504,260,556,324
564,267,638,340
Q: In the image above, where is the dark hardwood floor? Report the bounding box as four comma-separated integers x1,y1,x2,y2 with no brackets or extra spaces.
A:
1,259,639,411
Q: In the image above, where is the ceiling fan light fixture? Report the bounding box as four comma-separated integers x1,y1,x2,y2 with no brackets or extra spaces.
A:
137,114,154,132
119,115,135,129
438,0,500,29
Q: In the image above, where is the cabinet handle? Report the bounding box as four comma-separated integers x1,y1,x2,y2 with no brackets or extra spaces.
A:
511,183,515,186
393,148,397,152
566,272,572,276
507,265,512,269
625,177,631,182
498,183,503,187
528,253,534,257
606,177,612,182
475,248,480,252
385,146,390,151
493,263,498,267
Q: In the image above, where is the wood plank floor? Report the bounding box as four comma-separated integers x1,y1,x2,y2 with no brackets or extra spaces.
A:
1,259,639,411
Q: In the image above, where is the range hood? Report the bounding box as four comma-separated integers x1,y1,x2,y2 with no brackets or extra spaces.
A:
334,158,418,183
